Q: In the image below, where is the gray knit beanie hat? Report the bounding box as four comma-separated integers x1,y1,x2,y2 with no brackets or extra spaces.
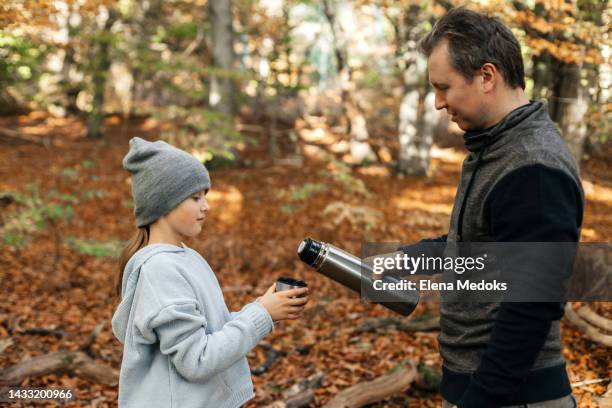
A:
123,137,211,227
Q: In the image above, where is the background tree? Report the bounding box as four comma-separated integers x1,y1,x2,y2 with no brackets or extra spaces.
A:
0,0,609,168
86,7,119,139
512,0,608,169
0,1,610,406
209,0,236,117
380,0,441,176
322,0,377,164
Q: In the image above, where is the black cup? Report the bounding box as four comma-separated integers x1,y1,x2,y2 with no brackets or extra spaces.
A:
276,276,308,297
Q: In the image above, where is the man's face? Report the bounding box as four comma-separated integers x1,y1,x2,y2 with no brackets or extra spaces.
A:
428,40,487,131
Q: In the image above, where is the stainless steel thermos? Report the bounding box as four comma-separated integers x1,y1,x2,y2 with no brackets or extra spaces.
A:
297,238,419,316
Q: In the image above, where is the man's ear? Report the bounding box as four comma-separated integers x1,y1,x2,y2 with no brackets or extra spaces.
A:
480,63,497,93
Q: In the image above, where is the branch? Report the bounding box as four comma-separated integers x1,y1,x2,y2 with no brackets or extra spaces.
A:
593,381,612,408
576,304,612,332
18,328,65,338
572,377,612,388
251,343,284,375
564,303,612,347
511,1,598,50
182,28,205,58
0,338,13,355
0,127,50,146
80,320,106,356
435,0,454,11
265,372,325,408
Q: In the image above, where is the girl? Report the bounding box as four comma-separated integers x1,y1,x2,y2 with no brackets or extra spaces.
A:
112,137,309,408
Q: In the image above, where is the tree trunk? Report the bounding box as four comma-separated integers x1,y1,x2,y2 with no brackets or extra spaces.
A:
86,9,117,139
60,45,80,115
130,0,162,116
209,0,236,117
397,52,436,176
521,0,592,171
0,90,22,116
395,4,436,176
531,52,551,101
58,2,81,115
550,62,588,170
322,0,375,164
530,2,549,101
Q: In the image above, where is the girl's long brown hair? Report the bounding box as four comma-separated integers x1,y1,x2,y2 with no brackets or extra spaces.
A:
116,226,150,298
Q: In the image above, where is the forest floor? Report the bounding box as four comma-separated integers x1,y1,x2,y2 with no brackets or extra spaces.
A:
0,111,610,407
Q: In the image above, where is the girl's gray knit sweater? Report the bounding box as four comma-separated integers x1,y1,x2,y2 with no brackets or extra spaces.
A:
112,243,274,408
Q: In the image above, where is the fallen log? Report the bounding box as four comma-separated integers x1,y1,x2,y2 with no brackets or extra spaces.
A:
283,371,324,408
0,350,118,386
0,127,49,146
19,328,65,338
354,315,440,334
322,361,419,408
0,320,118,386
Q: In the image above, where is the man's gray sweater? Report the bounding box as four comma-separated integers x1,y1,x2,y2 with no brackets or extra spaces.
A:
403,100,584,406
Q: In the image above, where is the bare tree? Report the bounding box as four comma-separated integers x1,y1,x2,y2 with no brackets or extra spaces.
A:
549,62,588,169
209,0,236,116
322,0,376,164
386,3,437,176
86,8,118,139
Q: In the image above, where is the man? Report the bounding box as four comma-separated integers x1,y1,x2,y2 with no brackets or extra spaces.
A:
401,7,583,408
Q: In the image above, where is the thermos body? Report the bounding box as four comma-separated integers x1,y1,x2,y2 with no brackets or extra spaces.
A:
305,240,364,292
298,238,419,316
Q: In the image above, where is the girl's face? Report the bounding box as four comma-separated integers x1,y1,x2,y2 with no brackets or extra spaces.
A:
165,190,209,239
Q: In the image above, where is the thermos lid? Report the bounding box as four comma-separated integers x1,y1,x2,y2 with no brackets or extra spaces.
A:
297,238,322,266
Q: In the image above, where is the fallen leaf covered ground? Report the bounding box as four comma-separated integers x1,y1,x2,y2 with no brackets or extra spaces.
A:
0,112,610,407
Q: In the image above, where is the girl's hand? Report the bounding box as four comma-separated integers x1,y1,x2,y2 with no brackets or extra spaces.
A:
257,283,309,322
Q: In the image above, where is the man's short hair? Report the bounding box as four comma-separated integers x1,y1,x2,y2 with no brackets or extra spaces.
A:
419,7,525,90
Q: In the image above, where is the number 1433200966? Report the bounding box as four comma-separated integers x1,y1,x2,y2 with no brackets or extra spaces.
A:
1,387,74,403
